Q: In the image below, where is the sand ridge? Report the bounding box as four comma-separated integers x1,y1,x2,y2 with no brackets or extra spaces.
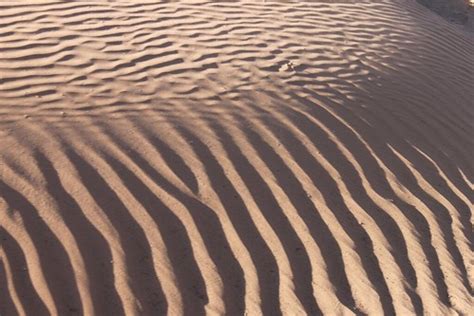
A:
0,0,473,315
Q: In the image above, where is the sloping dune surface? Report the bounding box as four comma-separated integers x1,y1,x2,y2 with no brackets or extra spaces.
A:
0,0,472,315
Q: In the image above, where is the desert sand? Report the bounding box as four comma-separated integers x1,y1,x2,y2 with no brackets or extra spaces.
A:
0,0,472,315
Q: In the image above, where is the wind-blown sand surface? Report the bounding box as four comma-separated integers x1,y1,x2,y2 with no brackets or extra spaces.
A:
0,0,472,315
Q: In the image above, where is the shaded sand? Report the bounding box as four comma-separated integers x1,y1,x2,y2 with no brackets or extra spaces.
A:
417,0,473,27
0,0,473,315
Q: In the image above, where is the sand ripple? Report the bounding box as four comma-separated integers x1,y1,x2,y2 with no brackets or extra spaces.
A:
0,0,472,315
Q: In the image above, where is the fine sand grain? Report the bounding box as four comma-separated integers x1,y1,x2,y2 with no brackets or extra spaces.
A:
0,0,473,315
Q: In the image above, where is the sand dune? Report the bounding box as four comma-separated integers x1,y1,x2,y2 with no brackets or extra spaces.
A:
0,0,472,315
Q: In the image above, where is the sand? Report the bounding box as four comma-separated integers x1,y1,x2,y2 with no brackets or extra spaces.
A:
0,0,472,315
